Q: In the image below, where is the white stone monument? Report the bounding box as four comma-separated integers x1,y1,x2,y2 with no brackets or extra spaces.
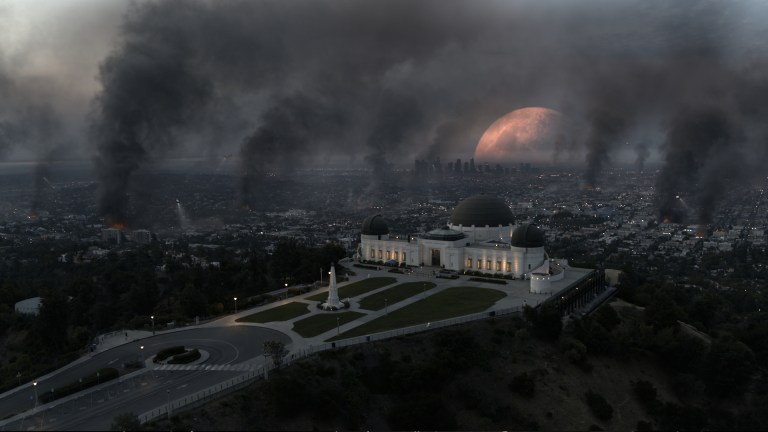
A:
321,264,345,310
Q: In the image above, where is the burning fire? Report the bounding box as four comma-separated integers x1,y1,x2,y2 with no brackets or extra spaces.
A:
696,225,707,238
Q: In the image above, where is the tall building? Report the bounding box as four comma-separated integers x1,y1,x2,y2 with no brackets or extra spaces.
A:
102,228,123,245
132,229,153,244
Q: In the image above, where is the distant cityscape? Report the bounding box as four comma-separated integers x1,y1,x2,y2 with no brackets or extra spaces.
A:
1,162,765,291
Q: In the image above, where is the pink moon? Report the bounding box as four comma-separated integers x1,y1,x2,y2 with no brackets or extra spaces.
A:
474,107,564,164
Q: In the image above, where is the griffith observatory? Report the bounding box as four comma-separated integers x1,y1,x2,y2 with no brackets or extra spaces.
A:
356,194,570,294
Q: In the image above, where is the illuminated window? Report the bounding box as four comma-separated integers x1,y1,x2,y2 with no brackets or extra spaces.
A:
486,261,491,270
377,250,382,259
506,262,512,272
466,258,472,268
402,252,406,261
386,251,391,260
477,260,482,269
496,261,502,271
370,248,375,259
394,251,399,261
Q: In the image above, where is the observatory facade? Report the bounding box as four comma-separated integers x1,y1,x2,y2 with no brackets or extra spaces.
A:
358,195,562,289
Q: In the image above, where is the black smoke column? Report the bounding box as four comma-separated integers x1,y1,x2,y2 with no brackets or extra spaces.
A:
239,94,345,207
91,2,211,224
655,107,740,223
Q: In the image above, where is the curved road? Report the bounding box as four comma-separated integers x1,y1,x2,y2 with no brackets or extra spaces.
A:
0,325,291,431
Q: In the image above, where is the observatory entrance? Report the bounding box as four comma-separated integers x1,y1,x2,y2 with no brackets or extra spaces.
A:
431,249,441,266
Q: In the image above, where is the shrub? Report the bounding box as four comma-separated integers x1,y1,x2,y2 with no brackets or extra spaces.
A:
468,277,507,285
632,380,658,410
585,390,613,420
110,413,141,431
168,349,201,364
560,337,588,364
38,367,119,404
154,346,185,363
509,372,535,398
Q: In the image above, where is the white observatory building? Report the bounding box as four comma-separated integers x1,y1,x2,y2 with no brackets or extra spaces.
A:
358,194,566,292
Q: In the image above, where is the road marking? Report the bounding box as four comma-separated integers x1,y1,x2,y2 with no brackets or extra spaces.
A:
177,384,188,389
108,358,119,365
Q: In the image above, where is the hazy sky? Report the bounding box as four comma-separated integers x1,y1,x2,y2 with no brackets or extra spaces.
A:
2,0,768,222
1,0,766,161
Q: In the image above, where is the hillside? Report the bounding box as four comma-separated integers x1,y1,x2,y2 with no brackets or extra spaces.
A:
139,300,767,431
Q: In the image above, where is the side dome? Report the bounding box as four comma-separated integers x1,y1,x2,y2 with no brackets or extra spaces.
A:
362,214,389,235
449,194,514,227
511,224,545,248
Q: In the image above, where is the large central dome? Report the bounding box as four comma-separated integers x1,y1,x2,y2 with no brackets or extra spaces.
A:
449,194,514,227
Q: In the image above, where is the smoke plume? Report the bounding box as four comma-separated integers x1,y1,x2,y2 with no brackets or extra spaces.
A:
75,0,768,222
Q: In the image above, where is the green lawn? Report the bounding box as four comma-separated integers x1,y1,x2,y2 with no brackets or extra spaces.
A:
358,282,437,311
235,302,310,323
328,286,506,341
304,277,397,301
292,311,367,338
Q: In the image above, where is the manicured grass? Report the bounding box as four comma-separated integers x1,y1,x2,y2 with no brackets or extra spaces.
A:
358,282,437,311
328,286,506,341
292,311,367,338
236,302,310,323
305,277,397,301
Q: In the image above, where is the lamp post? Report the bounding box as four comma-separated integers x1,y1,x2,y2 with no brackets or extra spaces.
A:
16,372,21,386
33,382,38,408
139,345,145,363
166,389,171,418
233,297,238,314
150,315,155,335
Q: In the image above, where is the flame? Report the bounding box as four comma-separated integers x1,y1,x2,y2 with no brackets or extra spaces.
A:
696,225,707,238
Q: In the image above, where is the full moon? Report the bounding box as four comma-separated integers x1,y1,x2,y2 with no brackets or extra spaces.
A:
474,107,564,164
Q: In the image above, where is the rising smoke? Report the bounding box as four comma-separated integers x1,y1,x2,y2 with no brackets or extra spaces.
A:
49,0,767,223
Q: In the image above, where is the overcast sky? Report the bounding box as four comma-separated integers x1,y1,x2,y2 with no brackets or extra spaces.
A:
2,0,768,221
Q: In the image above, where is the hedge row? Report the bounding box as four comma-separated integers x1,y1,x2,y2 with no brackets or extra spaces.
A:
154,346,185,363
38,367,119,404
468,277,508,285
168,349,201,364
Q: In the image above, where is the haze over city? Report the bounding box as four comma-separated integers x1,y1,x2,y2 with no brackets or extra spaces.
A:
2,0,768,223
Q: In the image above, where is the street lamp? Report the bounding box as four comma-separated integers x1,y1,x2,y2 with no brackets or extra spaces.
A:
234,297,238,313
150,315,155,335
166,389,171,418
33,381,38,408
140,345,145,363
